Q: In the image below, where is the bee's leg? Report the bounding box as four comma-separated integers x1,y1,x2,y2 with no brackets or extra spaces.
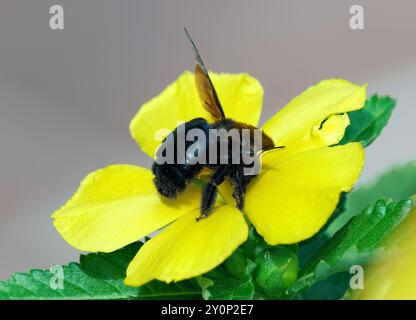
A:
230,166,249,210
198,166,229,221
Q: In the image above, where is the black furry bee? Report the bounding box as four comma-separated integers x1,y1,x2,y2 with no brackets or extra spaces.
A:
152,29,279,219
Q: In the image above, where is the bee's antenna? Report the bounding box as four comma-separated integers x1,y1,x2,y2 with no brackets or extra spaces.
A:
258,145,285,156
269,146,285,150
184,27,209,74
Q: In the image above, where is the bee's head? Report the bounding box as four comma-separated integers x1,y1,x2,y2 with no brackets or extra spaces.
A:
261,131,275,151
153,176,180,199
152,162,187,199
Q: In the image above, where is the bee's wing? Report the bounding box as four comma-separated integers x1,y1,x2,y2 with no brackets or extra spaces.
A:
184,28,226,121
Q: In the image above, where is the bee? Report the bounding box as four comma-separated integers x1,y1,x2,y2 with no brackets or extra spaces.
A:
152,28,280,220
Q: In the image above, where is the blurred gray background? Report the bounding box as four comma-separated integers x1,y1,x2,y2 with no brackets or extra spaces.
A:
0,0,415,279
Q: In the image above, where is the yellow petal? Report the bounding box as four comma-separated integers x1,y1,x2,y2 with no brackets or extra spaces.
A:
52,165,200,252
130,71,263,158
262,79,366,153
245,143,365,245
124,206,248,286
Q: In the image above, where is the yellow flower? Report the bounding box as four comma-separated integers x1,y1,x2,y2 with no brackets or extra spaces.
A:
52,72,366,287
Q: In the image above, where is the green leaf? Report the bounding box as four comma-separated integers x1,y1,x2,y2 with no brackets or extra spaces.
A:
296,272,351,300
134,280,202,300
254,246,298,298
196,247,256,300
196,227,298,300
240,227,274,260
293,160,416,299
223,248,248,279
341,94,396,147
197,273,255,300
0,262,139,300
79,242,139,279
0,241,201,300
290,198,413,295
327,161,416,236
